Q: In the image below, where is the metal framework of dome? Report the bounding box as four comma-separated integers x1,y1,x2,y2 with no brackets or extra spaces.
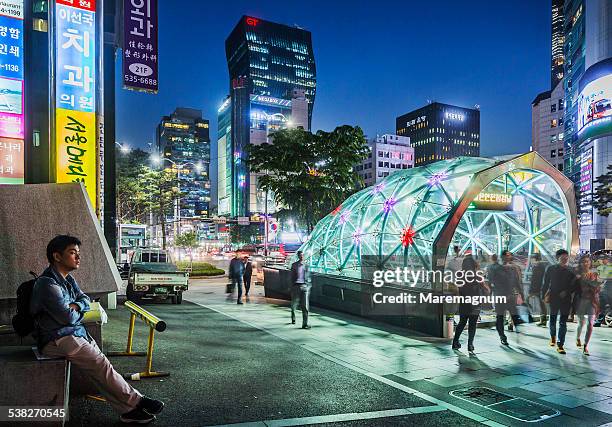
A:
297,152,578,282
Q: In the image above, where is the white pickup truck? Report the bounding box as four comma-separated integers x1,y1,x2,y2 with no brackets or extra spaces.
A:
126,248,189,304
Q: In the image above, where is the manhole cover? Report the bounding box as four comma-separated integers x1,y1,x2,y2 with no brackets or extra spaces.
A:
450,387,560,422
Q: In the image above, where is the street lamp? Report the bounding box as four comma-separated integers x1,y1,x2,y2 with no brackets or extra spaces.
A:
153,156,203,238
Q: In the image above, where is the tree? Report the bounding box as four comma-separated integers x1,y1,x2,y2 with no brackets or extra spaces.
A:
593,165,612,217
247,125,369,232
175,231,199,264
116,148,152,224
141,168,178,250
230,223,263,246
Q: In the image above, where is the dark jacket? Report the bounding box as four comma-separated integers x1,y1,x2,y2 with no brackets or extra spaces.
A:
541,264,577,307
30,266,91,350
243,261,253,278
489,263,522,297
529,261,548,295
229,257,245,279
290,261,308,285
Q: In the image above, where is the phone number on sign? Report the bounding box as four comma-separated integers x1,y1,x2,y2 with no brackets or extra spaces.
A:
124,74,157,86
3,407,66,420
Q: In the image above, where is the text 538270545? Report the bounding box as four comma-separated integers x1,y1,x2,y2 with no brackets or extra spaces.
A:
1,407,66,422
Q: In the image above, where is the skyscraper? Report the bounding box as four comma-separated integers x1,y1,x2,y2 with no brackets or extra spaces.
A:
221,16,316,217
531,0,566,172
551,0,565,88
396,102,480,166
156,108,211,219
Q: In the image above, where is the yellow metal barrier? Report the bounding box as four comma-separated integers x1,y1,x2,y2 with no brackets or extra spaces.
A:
107,301,169,379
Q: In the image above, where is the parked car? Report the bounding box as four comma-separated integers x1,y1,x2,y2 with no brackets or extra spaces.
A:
126,248,189,304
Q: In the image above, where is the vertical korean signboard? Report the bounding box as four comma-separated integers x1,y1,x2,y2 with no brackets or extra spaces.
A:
123,0,158,93
55,0,97,208
0,0,24,184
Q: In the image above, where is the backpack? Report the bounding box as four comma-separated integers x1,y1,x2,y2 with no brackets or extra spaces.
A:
11,272,38,337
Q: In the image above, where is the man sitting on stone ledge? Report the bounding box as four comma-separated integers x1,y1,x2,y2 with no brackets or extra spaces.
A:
30,235,164,424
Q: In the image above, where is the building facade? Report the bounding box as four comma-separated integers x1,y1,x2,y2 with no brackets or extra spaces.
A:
355,134,414,187
532,0,567,172
221,16,316,217
552,0,565,88
156,108,211,219
396,102,480,166
571,0,612,251
531,85,565,172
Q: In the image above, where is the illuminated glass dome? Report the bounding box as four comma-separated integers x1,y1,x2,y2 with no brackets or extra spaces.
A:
297,153,578,281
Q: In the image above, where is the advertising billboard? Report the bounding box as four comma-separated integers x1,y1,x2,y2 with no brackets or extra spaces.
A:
123,0,158,93
0,0,24,147
55,0,97,208
577,59,612,142
0,136,23,183
579,148,593,227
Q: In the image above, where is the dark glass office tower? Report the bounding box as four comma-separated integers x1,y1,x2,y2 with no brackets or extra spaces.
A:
562,0,585,184
156,108,211,218
396,102,480,166
551,0,565,88
224,16,316,217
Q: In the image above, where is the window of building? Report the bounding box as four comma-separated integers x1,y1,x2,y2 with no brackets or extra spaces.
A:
558,163,563,171
384,162,389,168
377,171,383,178
377,151,383,157
558,99,564,110
550,134,557,142
550,119,558,128
558,148,563,157
551,104,557,113
378,161,383,167
550,150,556,158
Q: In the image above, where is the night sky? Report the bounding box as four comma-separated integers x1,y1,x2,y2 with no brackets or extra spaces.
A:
115,0,551,195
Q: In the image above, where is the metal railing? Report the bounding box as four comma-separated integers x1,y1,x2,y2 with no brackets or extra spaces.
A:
108,301,169,380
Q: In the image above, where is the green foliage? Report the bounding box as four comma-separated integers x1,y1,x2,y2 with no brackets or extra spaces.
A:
593,165,612,217
247,125,369,232
176,261,225,276
230,223,262,245
116,148,179,249
174,231,198,249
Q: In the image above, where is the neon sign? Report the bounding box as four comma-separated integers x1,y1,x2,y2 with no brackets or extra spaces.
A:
246,17,259,26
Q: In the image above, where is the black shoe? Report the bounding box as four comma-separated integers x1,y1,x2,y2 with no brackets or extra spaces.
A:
237,300,243,305
451,341,461,350
468,344,475,352
594,322,601,327
138,396,164,415
500,337,509,346
120,408,155,424
302,325,311,329
291,319,296,324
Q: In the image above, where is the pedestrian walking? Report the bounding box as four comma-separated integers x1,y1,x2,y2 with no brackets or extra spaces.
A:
541,249,578,354
452,256,489,353
529,253,549,326
502,251,525,332
575,255,601,356
290,251,311,329
594,257,611,327
243,256,253,298
229,251,245,304
488,251,524,345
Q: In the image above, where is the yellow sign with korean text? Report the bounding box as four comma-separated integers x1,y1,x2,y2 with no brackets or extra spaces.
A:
56,108,97,208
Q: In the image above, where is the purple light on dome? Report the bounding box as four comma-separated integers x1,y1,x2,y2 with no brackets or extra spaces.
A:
428,171,448,186
383,197,398,213
338,210,351,224
372,182,385,194
352,229,362,245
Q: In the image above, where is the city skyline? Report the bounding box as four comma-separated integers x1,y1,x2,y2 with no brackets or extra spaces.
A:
115,0,550,161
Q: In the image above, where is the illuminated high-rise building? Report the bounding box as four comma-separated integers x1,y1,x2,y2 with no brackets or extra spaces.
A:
220,16,316,217
551,0,565,88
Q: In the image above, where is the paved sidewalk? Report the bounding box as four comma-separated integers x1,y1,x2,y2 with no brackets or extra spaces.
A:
186,278,612,426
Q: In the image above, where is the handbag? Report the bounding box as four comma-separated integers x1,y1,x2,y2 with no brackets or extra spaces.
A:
225,282,234,293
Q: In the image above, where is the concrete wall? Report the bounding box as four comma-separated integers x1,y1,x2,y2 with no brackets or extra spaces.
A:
0,183,120,323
